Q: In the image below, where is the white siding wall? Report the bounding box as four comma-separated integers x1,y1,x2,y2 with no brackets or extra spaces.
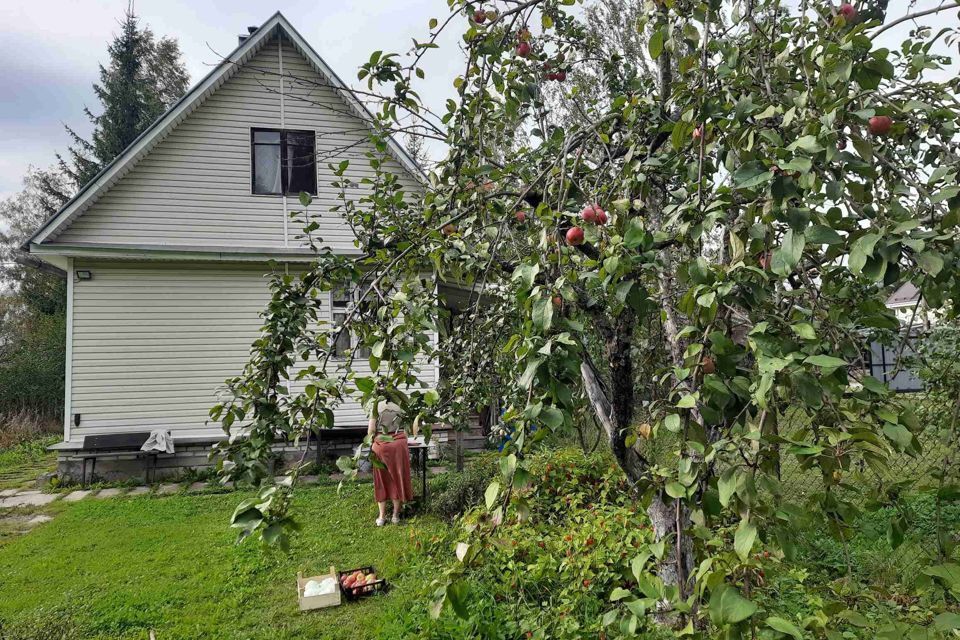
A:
68,260,436,441
55,34,421,252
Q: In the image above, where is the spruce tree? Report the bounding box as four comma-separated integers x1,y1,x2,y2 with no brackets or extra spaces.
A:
52,7,189,196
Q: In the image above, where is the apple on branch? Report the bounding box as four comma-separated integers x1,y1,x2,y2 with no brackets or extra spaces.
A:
868,115,892,136
565,226,585,246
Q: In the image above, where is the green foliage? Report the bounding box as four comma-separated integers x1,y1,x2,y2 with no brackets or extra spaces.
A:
57,9,190,189
0,313,66,419
213,0,960,636
426,453,499,519
386,448,960,639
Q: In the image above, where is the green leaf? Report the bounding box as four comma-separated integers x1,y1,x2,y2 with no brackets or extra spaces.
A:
623,218,648,249
804,355,847,370
807,225,843,245
610,587,633,601
933,612,960,632
788,135,824,153
718,469,738,507
540,405,564,429
849,233,880,275
648,28,664,60
734,519,757,561
772,229,804,275
446,581,470,618
766,616,804,639
665,481,687,499
882,422,913,450
918,251,944,276
710,585,757,625
484,480,500,510
664,414,682,433
676,394,698,409
532,296,554,332
791,323,816,340
733,161,773,189
924,563,960,595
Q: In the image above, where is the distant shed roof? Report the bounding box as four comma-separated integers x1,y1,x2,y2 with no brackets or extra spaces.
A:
887,282,920,308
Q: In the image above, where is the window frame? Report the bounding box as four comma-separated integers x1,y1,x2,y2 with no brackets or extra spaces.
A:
249,127,318,196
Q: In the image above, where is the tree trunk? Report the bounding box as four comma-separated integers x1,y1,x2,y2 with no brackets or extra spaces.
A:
648,493,695,622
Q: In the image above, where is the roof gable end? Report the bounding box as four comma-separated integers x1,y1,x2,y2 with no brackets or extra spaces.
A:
27,12,422,248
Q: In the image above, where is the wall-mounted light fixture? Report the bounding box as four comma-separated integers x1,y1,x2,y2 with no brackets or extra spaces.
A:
75,270,93,281
73,413,81,427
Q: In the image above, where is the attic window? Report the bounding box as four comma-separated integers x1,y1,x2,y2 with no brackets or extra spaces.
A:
251,128,317,196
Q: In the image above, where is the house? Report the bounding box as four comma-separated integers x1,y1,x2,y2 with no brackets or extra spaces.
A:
867,282,931,392
24,13,484,480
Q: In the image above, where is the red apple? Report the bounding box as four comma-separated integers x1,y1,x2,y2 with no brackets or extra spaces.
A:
555,70,567,82
839,3,857,20
692,125,703,141
514,210,526,223
516,41,531,58
442,223,457,236
565,226,585,246
473,9,486,23
868,115,892,136
552,295,563,308
581,204,606,224
758,251,772,270
595,209,608,225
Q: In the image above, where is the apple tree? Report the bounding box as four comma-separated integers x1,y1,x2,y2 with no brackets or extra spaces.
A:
213,0,960,633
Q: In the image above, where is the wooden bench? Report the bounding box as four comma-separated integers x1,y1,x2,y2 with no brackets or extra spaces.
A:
314,427,369,464
78,433,167,485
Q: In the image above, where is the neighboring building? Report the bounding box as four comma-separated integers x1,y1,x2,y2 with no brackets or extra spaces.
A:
24,13,479,479
867,282,931,392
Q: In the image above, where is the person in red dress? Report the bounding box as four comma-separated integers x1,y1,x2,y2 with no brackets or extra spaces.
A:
368,401,414,526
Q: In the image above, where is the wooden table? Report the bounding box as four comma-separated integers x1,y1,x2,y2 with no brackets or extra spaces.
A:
408,442,429,503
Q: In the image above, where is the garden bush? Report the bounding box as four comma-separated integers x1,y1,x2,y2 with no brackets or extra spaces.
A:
384,447,960,639
426,452,499,519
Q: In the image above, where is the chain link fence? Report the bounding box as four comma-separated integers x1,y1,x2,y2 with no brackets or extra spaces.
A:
778,390,959,583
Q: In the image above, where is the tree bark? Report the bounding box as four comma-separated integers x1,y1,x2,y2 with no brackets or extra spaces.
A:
648,493,695,620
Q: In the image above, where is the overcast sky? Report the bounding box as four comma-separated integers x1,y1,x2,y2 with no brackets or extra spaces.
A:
0,1,956,204
0,0,465,201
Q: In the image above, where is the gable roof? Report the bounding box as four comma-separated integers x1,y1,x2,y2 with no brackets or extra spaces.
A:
26,11,423,249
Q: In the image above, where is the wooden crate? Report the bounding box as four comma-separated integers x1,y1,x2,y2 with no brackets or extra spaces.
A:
338,565,388,601
296,567,342,611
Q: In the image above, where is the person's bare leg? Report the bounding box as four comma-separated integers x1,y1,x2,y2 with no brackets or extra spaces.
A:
391,499,401,522
377,501,388,525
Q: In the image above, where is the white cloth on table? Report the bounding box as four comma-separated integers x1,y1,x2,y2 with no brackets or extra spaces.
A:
140,429,175,454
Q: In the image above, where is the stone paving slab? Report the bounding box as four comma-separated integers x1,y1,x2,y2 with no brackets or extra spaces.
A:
126,486,151,496
300,475,319,485
28,515,53,525
0,488,20,497
62,490,94,502
0,491,60,508
95,488,126,499
187,482,208,492
157,483,181,495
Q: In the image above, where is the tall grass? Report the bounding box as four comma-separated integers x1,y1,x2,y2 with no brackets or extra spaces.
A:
0,409,61,450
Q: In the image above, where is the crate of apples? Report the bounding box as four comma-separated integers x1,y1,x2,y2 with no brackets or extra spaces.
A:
338,566,386,600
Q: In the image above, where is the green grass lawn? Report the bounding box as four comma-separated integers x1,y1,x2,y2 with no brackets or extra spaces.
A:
0,435,58,491
0,482,447,640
